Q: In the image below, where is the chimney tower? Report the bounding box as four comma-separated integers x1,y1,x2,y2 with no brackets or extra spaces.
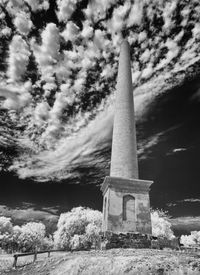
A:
101,40,153,235
110,40,138,179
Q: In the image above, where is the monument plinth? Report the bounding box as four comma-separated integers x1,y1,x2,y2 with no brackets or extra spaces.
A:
101,40,153,238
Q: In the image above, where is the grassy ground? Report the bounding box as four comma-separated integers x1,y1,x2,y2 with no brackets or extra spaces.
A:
1,249,200,275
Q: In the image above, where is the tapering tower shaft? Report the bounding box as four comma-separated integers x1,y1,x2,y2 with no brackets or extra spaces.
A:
110,40,138,179
101,40,152,236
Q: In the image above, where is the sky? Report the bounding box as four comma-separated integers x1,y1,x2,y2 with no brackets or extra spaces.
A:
1,0,200,234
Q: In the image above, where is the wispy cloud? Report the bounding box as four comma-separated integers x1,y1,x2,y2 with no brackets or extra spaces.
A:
171,216,200,233
7,35,31,82
1,0,200,182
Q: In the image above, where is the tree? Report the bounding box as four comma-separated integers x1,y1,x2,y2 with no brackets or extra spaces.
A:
0,217,13,235
151,209,175,240
17,222,46,252
54,207,102,250
0,217,13,252
180,231,200,247
0,217,52,253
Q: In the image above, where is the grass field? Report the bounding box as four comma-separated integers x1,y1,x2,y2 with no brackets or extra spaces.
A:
0,249,200,275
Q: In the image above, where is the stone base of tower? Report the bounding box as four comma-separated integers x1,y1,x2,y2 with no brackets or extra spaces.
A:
101,176,153,235
100,231,151,249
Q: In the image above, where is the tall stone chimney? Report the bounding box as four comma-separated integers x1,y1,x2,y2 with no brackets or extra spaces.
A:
110,40,138,179
101,40,153,235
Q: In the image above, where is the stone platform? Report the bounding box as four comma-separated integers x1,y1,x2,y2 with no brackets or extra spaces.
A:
101,231,151,249
101,176,152,234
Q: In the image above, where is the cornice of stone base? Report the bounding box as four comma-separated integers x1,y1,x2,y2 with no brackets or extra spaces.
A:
101,176,153,196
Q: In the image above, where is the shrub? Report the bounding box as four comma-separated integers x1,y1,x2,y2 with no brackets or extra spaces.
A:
0,217,13,235
16,222,46,252
180,231,200,247
0,217,14,252
0,217,53,253
151,209,175,240
54,207,102,250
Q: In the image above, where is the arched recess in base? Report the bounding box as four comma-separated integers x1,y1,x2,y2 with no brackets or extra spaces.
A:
123,194,136,221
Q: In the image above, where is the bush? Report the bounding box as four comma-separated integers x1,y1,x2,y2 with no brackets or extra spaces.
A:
54,207,102,251
151,209,175,240
0,218,52,253
17,222,46,252
180,231,200,247
0,217,13,235
0,207,176,253
0,217,14,252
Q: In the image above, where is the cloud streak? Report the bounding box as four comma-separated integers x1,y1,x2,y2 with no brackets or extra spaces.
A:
1,0,200,182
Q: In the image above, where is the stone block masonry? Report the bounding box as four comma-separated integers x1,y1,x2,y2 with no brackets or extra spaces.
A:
110,40,138,180
101,176,152,235
101,232,151,249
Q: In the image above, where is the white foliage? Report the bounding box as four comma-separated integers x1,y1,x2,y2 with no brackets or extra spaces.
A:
18,222,46,251
54,207,102,250
0,218,52,252
151,210,175,240
180,231,200,247
0,217,13,235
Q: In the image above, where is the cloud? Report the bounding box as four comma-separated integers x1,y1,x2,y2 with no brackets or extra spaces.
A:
61,21,80,42
43,82,57,97
34,101,50,126
0,6,5,19
172,148,187,153
11,76,181,181
7,35,31,82
108,2,131,34
81,20,93,39
31,23,60,82
1,0,200,183
5,0,24,12
83,0,116,23
165,39,180,61
171,216,200,233
11,104,114,181
0,82,32,110
141,64,153,79
162,0,178,34
14,11,33,35
101,63,116,79
140,49,151,63
138,31,147,43
93,29,107,50
192,23,200,39
0,26,11,37
57,0,77,22
0,204,58,227
127,0,143,27
24,0,49,12
181,199,200,203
